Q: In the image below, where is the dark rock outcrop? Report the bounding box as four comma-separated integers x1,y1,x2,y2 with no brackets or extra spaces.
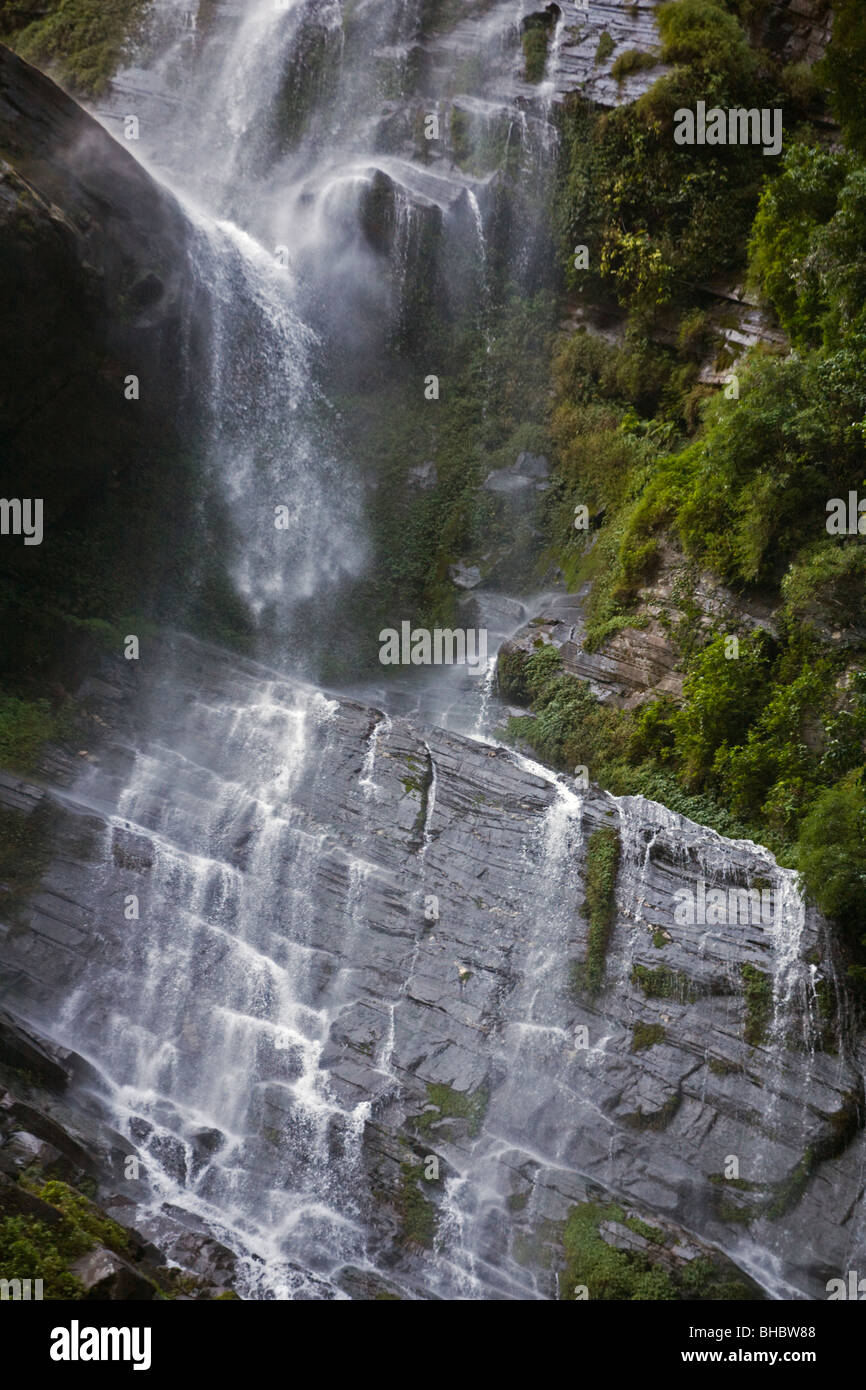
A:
0,43,206,690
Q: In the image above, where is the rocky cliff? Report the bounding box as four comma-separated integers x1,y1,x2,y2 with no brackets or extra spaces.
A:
0,632,862,1298
1,0,864,1304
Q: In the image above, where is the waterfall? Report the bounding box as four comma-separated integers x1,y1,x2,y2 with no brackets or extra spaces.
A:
5,0,860,1306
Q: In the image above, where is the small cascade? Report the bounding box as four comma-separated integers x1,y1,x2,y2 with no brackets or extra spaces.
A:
359,712,393,801
49,677,387,1298
472,656,500,739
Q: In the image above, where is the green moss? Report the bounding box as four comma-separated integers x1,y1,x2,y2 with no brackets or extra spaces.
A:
0,1177,138,1300
0,696,68,772
411,1082,488,1139
397,1162,437,1248
327,292,557,678
763,1148,814,1221
594,30,615,65
765,1090,863,1219
740,964,772,1046
708,1172,762,1192
708,1057,740,1077
630,1022,666,1052
631,964,695,1002
624,1215,668,1244
715,1193,754,1225
522,28,549,83
799,776,866,990
677,1255,758,1300
583,613,649,653
25,1180,131,1257
570,825,620,997
560,1201,676,1300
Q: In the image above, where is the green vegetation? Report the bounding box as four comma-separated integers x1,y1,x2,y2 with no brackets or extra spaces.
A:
397,1161,437,1248
0,1178,132,1300
327,291,555,681
26,1179,131,1254
499,0,866,998
765,1092,862,1219
559,1200,757,1299
0,1214,87,1299
595,31,615,66
632,963,695,1002
521,26,549,84
411,1081,489,1139
740,964,772,1046
0,1175,238,1298
631,1021,666,1051
570,825,620,997
560,1201,676,1299
798,776,866,987
708,1057,740,1077
1,0,148,96
820,0,866,155
0,695,71,772
623,1091,682,1132
610,49,659,83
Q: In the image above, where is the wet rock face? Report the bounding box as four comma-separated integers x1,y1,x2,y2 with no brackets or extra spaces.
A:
498,588,685,708
0,634,862,1299
498,542,788,709
752,0,835,66
0,43,201,475
0,43,207,674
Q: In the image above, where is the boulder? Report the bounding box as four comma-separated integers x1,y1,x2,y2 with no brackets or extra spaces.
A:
0,1009,70,1092
69,1247,157,1301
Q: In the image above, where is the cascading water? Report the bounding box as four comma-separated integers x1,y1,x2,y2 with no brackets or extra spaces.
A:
5,0,861,1304
24,0,574,1298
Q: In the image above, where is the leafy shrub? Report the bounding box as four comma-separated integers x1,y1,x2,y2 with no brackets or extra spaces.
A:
611,49,659,82
782,542,866,631
560,1202,676,1300
0,1216,86,1300
657,0,756,78
595,30,615,65
798,775,866,982
672,633,773,787
749,143,853,347
6,0,148,96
